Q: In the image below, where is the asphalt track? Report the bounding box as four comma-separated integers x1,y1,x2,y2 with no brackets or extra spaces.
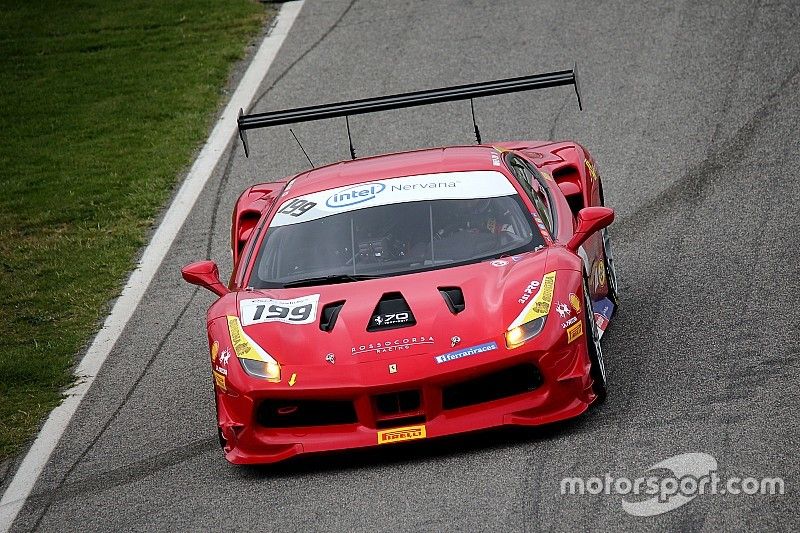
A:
4,0,799,530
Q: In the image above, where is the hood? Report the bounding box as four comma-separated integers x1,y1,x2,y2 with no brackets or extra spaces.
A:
236,250,550,367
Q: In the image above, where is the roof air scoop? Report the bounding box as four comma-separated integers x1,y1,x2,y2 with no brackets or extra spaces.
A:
367,292,416,332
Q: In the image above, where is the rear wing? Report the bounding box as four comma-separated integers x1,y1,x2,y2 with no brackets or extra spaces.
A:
237,66,583,157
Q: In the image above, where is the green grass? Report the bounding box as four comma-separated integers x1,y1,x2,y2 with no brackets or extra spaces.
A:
0,0,269,460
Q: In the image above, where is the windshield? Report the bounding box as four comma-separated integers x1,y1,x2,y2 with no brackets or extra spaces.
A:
248,171,544,288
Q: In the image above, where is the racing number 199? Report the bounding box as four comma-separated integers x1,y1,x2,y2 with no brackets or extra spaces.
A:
252,303,313,323
278,199,316,217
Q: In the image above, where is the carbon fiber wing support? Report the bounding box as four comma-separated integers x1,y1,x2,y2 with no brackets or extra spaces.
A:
237,65,583,157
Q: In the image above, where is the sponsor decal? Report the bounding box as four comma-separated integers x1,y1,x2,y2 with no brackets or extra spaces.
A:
210,341,219,362
240,294,319,326
325,352,335,365
592,297,615,339
271,171,517,227
555,302,571,318
592,260,607,290
374,312,411,326
450,335,461,347
288,373,297,387
532,211,553,244
213,370,226,391
226,316,281,385
434,341,498,364
377,424,426,445
585,159,598,181
388,363,397,374
567,321,583,343
561,316,578,329
595,313,608,333
277,198,316,217
569,293,581,312
491,152,502,166
214,365,227,376
219,349,230,366
509,272,556,329
491,259,508,267
351,336,435,355
326,182,386,208
518,280,541,304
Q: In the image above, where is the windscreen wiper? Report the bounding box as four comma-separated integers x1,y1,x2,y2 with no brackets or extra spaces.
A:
282,274,380,288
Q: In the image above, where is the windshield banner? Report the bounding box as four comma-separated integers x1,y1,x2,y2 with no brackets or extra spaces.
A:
271,171,517,227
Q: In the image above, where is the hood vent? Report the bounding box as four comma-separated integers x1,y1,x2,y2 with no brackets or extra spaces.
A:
319,300,345,332
439,287,465,314
367,292,416,332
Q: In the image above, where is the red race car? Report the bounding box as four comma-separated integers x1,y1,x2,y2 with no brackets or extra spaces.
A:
182,68,619,464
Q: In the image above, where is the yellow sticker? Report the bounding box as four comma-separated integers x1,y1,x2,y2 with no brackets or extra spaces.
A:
213,370,226,391
227,316,262,361
210,341,219,362
288,373,297,387
567,321,584,343
377,425,426,445
569,293,581,313
509,271,556,329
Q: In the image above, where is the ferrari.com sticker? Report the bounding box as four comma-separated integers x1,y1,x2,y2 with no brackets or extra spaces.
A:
434,341,497,364
377,424,426,445
240,294,320,326
566,321,584,343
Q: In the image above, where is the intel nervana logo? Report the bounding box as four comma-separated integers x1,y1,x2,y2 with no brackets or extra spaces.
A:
326,182,386,208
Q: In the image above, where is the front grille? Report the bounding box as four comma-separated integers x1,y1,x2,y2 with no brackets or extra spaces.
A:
373,390,421,415
442,364,543,410
256,399,357,428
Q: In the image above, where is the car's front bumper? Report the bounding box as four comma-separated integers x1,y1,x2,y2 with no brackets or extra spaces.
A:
216,336,597,465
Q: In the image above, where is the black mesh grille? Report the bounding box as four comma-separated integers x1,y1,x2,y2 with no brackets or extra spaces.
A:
256,399,357,428
442,364,543,410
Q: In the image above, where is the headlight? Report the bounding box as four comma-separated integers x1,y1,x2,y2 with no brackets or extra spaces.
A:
505,271,556,349
239,358,281,380
227,316,281,382
505,316,546,349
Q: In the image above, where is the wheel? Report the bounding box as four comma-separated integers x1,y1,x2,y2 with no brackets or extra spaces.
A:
583,277,607,403
601,227,620,312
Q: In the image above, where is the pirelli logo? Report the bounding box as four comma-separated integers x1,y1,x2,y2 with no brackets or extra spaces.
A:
566,321,583,344
377,424,426,445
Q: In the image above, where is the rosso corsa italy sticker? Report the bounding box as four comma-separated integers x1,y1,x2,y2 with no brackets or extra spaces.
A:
377,424,426,445
240,294,320,326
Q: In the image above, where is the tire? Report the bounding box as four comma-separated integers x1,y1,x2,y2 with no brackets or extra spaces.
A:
583,277,607,403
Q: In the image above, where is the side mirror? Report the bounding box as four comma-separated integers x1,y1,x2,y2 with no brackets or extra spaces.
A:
181,260,230,297
566,207,615,252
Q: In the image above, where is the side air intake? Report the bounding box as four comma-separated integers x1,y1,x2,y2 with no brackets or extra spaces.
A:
439,287,465,314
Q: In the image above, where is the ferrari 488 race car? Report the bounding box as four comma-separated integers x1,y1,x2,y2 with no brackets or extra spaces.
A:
182,68,619,464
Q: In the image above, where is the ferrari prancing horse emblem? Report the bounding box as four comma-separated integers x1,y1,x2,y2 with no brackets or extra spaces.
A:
388,363,397,374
